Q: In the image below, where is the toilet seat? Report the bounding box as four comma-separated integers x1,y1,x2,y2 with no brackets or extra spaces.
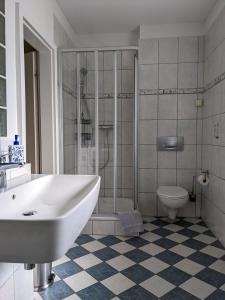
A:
157,186,188,200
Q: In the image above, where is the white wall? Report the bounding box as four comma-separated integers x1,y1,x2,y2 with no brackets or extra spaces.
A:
201,4,225,246
140,23,204,39
75,32,138,48
5,0,77,167
1,1,77,299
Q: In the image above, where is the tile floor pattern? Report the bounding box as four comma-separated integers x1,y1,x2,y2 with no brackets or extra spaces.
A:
35,218,225,300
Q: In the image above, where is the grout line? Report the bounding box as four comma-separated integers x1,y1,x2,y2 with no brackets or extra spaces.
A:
176,37,179,187
156,39,159,216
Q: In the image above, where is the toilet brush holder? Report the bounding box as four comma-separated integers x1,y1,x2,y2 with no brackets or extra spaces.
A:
189,176,196,202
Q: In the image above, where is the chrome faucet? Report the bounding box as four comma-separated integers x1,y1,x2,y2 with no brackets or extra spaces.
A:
0,153,9,164
0,169,7,189
0,153,23,188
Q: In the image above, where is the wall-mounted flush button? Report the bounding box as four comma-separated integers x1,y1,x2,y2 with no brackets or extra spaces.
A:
157,136,184,151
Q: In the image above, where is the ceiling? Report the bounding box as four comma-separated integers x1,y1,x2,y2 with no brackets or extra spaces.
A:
57,0,218,34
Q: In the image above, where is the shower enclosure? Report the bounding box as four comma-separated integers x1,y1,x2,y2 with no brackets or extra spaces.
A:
59,48,138,217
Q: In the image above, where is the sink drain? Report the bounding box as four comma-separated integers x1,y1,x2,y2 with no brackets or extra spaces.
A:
22,210,37,216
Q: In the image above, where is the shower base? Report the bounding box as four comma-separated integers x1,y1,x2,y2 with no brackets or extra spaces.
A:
81,196,137,236
98,196,134,214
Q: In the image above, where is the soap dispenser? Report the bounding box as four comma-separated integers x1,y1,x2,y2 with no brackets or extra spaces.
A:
8,135,24,163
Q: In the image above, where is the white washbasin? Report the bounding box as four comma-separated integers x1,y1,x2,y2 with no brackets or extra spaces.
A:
0,175,100,263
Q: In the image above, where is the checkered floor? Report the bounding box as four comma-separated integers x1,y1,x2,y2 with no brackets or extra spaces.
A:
35,217,225,300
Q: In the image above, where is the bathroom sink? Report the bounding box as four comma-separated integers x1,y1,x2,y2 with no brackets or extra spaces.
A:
0,175,100,263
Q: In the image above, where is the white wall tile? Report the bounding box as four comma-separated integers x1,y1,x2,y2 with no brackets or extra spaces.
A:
198,63,204,88
158,152,176,169
0,264,13,288
177,169,196,191
159,64,178,89
179,37,198,63
138,169,157,193
177,145,197,169
139,145,157,168
178,63,198,89
158,95,177,120
158,120,177,137
139,95,158,120
139,39,158,64
177,120,197,144
157,169,177,186
159,38,178,63
139,193,157,216
139,64,158,90
14,266,33,300
0,277,14,300
178,94,197,120
139,120,157,144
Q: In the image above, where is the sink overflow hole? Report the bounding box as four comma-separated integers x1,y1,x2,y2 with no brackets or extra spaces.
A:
23,210,37,216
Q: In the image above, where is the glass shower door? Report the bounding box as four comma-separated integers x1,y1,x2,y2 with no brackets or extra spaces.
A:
77,51,96,175
62,51,78,174
98,51,117,213
61,48,137,215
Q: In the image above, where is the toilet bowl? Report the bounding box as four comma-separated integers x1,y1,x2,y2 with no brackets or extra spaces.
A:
157,186,189,220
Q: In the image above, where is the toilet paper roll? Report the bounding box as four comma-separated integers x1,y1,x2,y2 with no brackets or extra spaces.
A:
198,174,209,186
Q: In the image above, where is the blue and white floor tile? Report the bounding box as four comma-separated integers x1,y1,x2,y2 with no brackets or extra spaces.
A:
35,218,225,300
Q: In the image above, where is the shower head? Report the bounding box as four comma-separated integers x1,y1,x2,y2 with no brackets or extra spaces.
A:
80,68,88,77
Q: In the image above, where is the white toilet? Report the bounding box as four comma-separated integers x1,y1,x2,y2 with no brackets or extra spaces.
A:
157,186,189,220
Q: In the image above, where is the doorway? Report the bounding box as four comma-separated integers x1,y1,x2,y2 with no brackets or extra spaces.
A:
19,21,56,174
24,41,41,174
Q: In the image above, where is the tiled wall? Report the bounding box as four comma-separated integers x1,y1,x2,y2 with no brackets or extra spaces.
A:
0,264,33,300
202,6,225,245
138,36,204,217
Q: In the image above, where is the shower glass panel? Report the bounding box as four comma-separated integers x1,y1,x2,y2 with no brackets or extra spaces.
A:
78,52,96,175
62,52,78,174
61,48,137,215
98,50,116,213
117,50,135,212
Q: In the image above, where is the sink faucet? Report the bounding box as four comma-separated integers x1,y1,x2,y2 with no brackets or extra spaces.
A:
0,154,23,188
0,153,9,164
0,169,7,189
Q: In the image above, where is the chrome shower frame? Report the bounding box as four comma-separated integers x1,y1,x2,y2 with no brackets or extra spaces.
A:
59,46,139,212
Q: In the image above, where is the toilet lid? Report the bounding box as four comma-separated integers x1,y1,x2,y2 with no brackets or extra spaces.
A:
157,186,188,198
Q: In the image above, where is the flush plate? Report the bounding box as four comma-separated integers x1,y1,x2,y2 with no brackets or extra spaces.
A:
157,136,184,151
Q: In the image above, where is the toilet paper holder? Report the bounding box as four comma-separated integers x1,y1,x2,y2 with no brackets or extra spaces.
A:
201,170,209,182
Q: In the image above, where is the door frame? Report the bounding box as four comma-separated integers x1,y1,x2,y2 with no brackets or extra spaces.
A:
15,4,57,174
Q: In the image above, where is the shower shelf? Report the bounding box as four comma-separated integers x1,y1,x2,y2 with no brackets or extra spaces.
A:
74,119,92,125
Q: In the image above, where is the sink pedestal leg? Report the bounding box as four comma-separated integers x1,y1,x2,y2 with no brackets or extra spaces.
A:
33,263,55,292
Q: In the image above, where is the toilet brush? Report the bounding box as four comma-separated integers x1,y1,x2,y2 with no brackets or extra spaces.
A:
189,175,196,202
